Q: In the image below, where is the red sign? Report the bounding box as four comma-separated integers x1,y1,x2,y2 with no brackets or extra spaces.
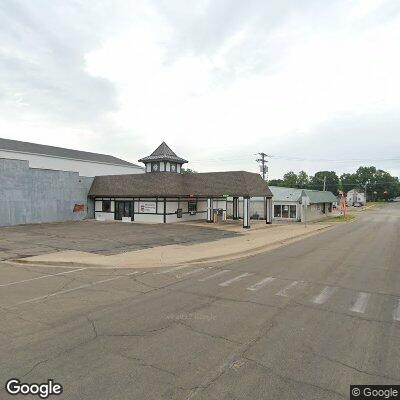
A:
73,204,85,212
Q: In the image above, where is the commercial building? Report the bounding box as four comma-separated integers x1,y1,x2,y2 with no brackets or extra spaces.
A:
90,142,273,228
0,137,143,177
234,186,337,222
0,137,142,227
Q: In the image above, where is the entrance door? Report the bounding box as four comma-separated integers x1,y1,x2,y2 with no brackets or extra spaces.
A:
115,201,133,220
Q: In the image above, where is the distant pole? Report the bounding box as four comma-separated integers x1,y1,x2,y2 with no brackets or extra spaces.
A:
364,183,367,204
256,152,270,181
323,176,326,191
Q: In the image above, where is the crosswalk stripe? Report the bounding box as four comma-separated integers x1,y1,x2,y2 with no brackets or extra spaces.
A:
247,277,275,291
350,292,370,313
393,299,400,321
275,281,300,297
313,286,337,304
198,270,230,282
219,273,252,287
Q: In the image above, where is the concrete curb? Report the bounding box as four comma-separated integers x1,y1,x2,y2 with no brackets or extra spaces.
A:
12,224,334,270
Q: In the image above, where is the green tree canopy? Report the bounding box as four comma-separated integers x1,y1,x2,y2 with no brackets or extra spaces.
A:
340,166,400,200
310,171,340,194
269,166,399,200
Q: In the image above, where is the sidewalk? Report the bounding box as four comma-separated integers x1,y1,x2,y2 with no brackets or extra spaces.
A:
14,223,334,269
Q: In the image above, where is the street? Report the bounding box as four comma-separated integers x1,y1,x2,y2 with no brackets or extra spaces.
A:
1,203,399,399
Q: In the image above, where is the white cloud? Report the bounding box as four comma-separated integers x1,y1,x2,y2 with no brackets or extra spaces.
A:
1,0,399,177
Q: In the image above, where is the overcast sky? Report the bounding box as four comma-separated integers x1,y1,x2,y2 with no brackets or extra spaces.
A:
1,0,399,179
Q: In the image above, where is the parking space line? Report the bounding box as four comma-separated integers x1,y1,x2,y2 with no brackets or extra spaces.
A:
312,286,337,304
350,292,370,313
10,271,140,307
0,268,87,288
154,265,189,275
393,300,400,321
177,268,204,278
247,277,275,291
275,281,300,297
198,270,230,282
219,273,252,287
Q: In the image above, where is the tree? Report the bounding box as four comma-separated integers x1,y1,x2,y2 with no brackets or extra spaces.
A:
268,178,284,187
282,171,298,188
297,171,310,188
340,166,400,200
181,168,197,174
310,171,339,194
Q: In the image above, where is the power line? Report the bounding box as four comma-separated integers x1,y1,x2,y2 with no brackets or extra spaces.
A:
189,154,400,163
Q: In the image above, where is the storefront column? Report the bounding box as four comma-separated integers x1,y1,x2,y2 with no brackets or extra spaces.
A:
265,197,272,224
207,198,213,222
243,197,250,228
233,197,239,220
163,197,167,223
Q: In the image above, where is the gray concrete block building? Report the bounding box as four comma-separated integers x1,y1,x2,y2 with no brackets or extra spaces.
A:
0,138,143,227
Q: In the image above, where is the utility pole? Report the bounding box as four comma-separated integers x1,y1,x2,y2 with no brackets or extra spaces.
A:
323,176,326,191
256,152,270,181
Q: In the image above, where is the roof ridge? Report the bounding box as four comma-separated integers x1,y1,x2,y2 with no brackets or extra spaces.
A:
0,137,141,168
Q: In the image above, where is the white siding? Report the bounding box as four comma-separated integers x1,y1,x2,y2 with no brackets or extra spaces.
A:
0,150,144,177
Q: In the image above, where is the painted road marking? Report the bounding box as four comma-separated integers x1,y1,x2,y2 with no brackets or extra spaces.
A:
155,265,189,274
198,270,230,282
393,299,400,321
10,271,140,307
275,281,300,297
313,286,337,304
0,268,87,288
350,292,370,314
219,273,252,287
247,277,275,291
177,268,204,278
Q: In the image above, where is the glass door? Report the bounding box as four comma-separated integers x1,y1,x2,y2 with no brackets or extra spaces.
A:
115,201,133,220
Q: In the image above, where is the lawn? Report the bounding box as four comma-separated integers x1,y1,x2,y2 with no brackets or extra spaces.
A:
325,214,356,222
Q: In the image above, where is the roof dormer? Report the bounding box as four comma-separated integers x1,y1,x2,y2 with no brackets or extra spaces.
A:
138,142,188,173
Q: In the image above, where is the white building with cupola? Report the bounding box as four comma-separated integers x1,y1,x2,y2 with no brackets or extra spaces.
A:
90,142,273,228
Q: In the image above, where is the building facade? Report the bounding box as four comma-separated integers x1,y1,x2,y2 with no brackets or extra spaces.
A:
90,143,273,228
0,137,142,226
232,186,337,222
0,138,143,177
347,189,366,206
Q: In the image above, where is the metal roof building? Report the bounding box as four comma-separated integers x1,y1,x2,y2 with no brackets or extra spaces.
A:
0,137,143,177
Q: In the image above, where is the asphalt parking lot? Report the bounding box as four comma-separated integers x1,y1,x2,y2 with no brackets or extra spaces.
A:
0,220,238,261
1,204,399,399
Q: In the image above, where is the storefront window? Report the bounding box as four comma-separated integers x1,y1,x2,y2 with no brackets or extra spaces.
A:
274,205,281,218
282,205,289,218
290,205,296,219
102,200,111,213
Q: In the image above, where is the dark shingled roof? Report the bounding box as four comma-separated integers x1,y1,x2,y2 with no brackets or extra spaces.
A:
0,137,142,168
138,142,188,164
89,171,273,198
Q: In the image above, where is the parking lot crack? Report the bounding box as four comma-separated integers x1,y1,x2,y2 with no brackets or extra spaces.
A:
117,352,177,378
100,324,172,338
303,346,400,382
174,320,243,345
242,355,346,399
22,359,49,378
